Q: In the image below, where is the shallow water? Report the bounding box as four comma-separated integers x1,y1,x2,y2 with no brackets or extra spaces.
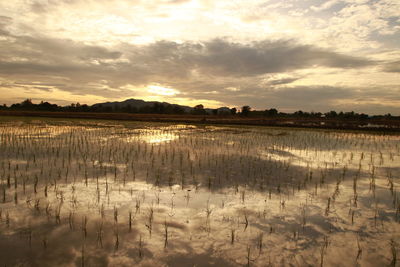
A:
0,118,399,266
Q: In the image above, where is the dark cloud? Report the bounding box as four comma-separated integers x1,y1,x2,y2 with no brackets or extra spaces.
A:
15,35,122,60
14,82,67,87
0,28,374,83
0,28,375,104
383,60,400,72
122,39,374,78
1,28,395,114
193,39,373,76
267,77,300,85
0,28,123,83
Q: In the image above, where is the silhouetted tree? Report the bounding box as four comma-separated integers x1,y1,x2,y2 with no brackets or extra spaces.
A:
4,98,399,124
294,110,304,117
38,101,58,111
21,99,33,106
325,111,338,118
241,105,251,116
264,108,278,116
193,104,206,115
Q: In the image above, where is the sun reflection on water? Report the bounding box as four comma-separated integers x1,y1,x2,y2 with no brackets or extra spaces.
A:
0,119,399,266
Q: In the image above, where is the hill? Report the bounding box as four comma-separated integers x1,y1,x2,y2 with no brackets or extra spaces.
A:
92,98,231,115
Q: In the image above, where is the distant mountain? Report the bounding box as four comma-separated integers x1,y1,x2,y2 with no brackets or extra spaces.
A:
92,98,193,113
92,98,232,115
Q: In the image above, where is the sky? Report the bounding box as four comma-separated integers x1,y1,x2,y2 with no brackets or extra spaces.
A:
0,0,399,114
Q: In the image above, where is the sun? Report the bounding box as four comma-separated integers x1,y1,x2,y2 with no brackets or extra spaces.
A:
147,84,179,96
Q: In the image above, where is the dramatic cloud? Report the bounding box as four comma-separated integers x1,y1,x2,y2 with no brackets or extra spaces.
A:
142,39,373,77
0,0,399,114
0,26,374,78
384,60,400,72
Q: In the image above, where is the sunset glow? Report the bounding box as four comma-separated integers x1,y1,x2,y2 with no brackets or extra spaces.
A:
0,0,399,114
147,85,179,96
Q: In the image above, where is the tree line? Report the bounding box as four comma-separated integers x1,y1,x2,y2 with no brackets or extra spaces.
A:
0,99,397,120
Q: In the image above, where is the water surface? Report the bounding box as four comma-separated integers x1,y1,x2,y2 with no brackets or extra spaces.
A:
0,117,399,266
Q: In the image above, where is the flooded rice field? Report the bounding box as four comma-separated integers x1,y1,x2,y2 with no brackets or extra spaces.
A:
0,117,399,266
